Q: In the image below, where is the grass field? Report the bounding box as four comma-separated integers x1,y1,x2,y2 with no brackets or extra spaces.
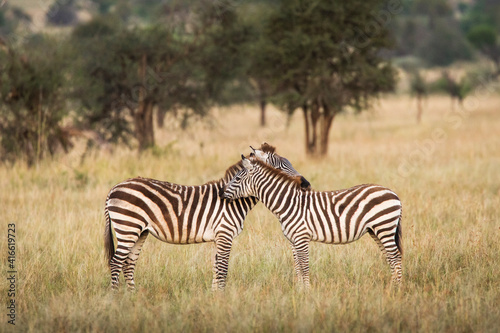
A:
1,94,499,332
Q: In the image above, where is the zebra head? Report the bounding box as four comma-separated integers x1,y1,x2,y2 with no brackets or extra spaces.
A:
250,143,311,190
221,154,258,201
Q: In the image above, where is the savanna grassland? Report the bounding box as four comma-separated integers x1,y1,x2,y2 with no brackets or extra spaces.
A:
1,94,499,332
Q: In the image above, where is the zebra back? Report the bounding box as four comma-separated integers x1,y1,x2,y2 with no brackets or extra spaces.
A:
105,160,256,246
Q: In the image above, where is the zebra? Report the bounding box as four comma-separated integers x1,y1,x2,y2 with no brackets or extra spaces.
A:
220,155,403,288
250,142,311,190
104,144,310,291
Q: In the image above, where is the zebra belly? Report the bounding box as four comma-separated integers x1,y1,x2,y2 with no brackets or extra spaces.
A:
311,227,369,244
146,221,216,244
109,207,217,245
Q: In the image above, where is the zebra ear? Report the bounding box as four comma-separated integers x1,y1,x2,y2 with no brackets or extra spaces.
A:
242,155,252,169
251,147,267,161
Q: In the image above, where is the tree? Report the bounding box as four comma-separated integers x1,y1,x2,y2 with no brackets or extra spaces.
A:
409,70,427,123
461,0,500,76
412,0,452,29
71,1,250,151
261,0,396,157
241,2,277,127
466,25,500,76
71,16,208,150
440,71,472,110
0,35,70,166
192,1,252,99
419,18,473,66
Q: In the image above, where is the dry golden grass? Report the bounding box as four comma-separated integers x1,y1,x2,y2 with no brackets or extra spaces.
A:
1,94,499,332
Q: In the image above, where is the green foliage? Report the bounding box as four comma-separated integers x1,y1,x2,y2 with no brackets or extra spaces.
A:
70,16,211,148
409,71,427,97
192,0,254,103
418,19,473,66
0,35,70,166
412,0,452,19
467,24,497,49
69,1,251,150
258,0,396,155
70,16,131,146
90,0,118,14
460,0,500,74
466,24,500,70
461,0,500,33
266,0,395,107
427,71,474,103
390,0,479,67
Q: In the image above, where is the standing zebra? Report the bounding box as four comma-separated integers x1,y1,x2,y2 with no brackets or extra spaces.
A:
104,144,309,291
221,155,403,288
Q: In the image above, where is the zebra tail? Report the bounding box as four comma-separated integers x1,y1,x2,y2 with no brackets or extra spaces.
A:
395,213,403,255
104,202,115,265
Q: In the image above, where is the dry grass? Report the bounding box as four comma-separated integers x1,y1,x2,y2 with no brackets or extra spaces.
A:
1,94,499,332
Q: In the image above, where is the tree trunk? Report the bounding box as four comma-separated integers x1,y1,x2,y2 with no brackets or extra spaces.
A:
157,108,166,128
260,98,267,127
303,102,336,157
319,103,335,156
302,105,313,154
303,102,323,156
135,100,155,150
416,94,423,123
304,104,317,155
135,54,155,150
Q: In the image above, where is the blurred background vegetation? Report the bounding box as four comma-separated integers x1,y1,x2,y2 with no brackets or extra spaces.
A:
1,0,499,165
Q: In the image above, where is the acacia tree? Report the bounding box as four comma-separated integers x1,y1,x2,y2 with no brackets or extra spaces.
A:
243,2,277,127
466,25,500,76
71,16,212,150
0,36,70,166
71,1,249,151
460,0,500,77
262,0,396,157
258,0,394,156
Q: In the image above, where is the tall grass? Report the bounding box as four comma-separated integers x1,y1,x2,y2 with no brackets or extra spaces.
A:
1,95,499,332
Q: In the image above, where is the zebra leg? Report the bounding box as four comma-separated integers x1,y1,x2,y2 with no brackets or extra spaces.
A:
369,225,403,284
109,227,144,290
367,229,388,256
109,251,128,290
292,239,311,289
211,235,233,291
289,241,303,285
123,230,149,291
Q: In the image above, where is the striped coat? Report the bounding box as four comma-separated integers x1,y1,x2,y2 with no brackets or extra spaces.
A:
221,156,403,287
105,146,309,291
105,161,256,291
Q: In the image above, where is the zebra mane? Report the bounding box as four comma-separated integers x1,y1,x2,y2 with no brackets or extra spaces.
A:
204,159,246,186
259,142,276,154
252,158,304,190
223,159,244,181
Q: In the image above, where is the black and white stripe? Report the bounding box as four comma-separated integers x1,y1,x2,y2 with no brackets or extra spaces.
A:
221,155,403,287
251,143,311,190
104,145,308,291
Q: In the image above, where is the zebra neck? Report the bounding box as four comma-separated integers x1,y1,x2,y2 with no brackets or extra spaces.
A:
256,177,302,220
